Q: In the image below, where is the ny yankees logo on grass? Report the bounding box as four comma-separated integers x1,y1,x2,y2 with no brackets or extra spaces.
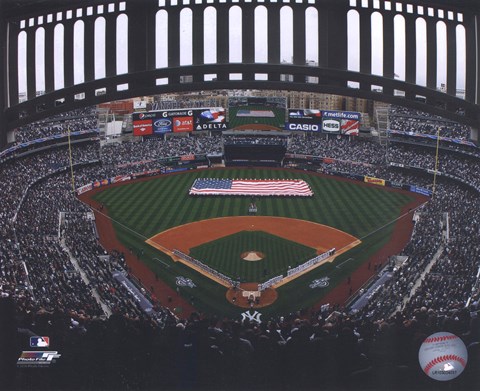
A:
309,277,330,289
175,276,196,288
241,310,262,323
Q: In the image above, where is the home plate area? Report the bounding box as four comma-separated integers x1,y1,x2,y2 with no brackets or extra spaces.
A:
146,216,360,308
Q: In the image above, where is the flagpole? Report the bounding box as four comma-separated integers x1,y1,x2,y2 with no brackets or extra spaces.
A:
67,127,76,193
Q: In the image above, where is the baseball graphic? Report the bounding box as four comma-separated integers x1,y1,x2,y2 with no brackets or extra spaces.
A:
418,332,468,381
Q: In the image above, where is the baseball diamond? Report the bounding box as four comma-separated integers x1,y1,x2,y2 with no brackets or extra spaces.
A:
87,167,423,317
2,0,480,390
146,217,360,296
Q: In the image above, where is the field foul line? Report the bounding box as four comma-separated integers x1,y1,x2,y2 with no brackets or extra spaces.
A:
273,240,361,289
153,258,170,268
336,258,354,269
147,239,232,288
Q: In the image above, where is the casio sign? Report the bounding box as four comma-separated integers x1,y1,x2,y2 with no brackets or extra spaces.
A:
322,120,340,132
288,123,319,131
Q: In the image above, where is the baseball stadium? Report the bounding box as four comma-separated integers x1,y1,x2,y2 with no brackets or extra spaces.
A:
1,0,480,390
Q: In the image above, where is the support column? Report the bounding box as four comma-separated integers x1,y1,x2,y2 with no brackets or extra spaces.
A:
64,20,74,88
327,1,348,73
268,6,280,81
105,14,117,78
426,19,437,90
359,9,372,89
167,8,180,84
446,22,457,96
44,23,55,92
293,6,306,83
242,6,255,81
192,6,205,82
83,17,95,85
464,14,476,103
7,20,19,107
318,7,328,68
0,4,7,147
216,5,229,82
405,15,416,85
26,28,36,100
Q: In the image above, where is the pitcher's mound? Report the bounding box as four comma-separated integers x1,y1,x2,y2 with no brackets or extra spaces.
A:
241,251,265,261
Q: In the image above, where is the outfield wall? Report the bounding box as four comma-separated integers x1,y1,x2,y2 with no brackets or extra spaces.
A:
76,160,433,198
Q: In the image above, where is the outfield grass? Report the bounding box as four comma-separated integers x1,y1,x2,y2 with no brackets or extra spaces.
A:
92,168,416,317
189,230,317,282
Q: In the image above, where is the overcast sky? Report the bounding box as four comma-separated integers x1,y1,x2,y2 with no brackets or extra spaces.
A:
17,6,466,95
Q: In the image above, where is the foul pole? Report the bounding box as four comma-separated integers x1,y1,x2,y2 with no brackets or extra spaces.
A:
67,127,76,193
432,126,441,198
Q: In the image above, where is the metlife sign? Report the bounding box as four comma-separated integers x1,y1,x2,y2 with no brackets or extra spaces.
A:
322,111,361,120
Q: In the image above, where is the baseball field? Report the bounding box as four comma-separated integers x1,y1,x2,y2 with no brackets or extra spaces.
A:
85,167,426,318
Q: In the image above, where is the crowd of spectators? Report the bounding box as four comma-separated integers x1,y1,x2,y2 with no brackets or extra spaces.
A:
1,117,480,389
389,106,472,140
101,135,223,168
223,135,287,146
13,107,97,143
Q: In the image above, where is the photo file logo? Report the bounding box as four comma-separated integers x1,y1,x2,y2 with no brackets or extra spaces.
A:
17,351,61,366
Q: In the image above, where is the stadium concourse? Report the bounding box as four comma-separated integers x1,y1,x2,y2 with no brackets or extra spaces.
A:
0,107,479,390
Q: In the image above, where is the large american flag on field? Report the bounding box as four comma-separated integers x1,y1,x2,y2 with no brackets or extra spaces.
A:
189,178,313,197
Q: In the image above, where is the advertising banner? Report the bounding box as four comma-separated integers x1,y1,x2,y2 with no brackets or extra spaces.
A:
364,176,386,186
133,108,226,136
153,117,173,134
76,184,93,195
193,108,227,131
322,118,341,133
286,109,322,132
410,186,432,196
322,111,361,135
172,116,194,132
111,175,131,184
341,119,360,136
133,120,153,136
322,111,361,120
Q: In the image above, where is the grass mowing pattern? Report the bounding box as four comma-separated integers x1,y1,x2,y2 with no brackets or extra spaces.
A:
93,168,416,317
228,106,285,129
189,231,317,282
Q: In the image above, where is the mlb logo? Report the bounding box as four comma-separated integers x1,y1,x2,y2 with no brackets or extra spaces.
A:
30,336,49,348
